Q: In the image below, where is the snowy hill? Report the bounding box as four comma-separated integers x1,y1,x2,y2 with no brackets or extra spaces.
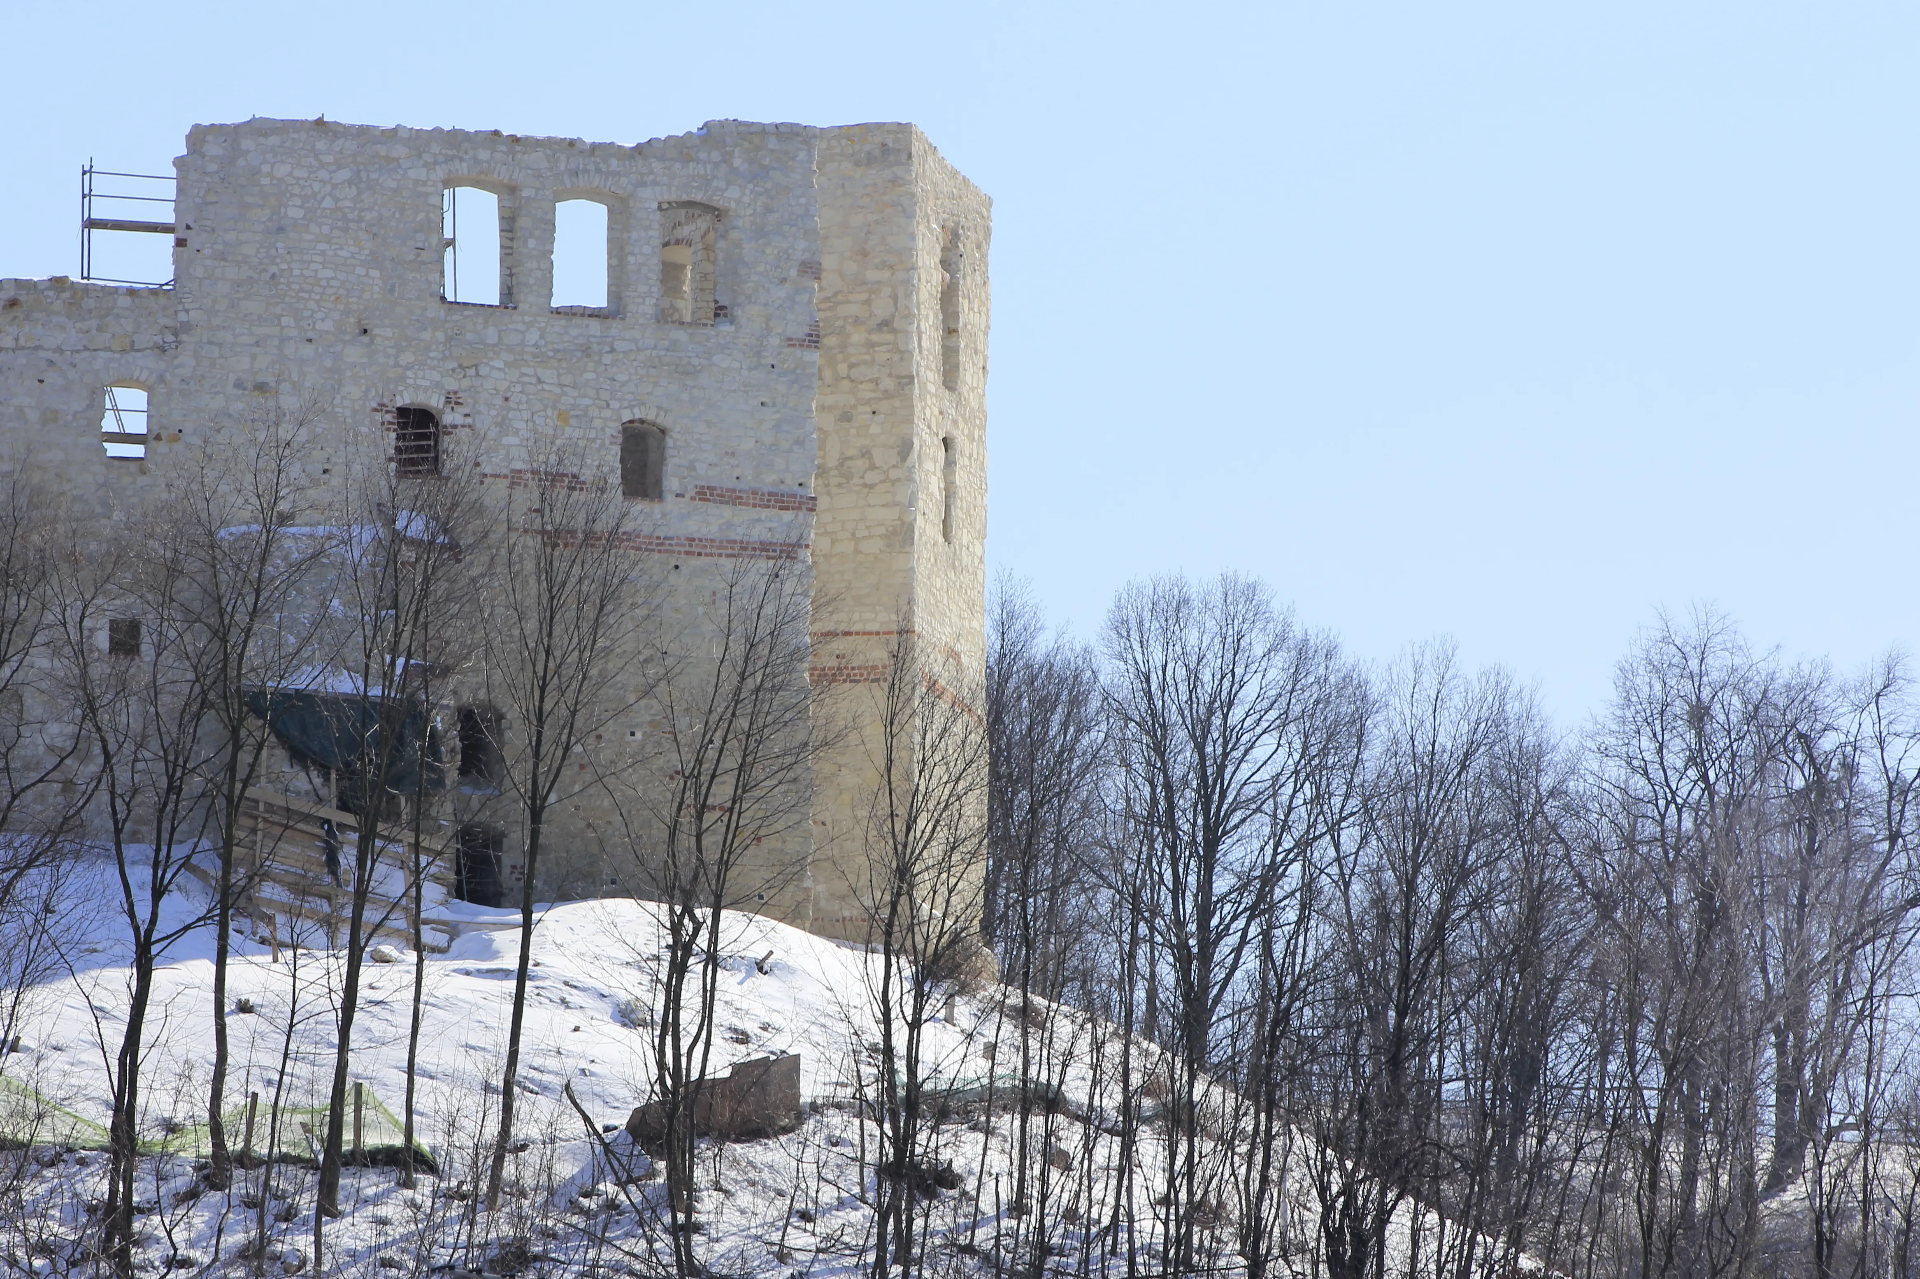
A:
0,856,1131,1277
0,855,1498,1279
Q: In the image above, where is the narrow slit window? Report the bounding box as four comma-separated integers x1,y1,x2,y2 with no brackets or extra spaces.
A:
393,406,441,477
552,199,609,311
621,421,666,501
101,385,149,459
941,436,957,543
940,228,963,391
443,186,502,306
659,203,720,325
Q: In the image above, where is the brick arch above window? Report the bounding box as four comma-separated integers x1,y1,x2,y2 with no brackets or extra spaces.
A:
393,404,441,477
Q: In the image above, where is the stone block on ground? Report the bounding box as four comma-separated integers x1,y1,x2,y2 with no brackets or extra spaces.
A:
627,1053,801,1147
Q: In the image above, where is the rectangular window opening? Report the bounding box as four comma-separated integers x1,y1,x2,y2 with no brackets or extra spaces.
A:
101,385,149,458
443,186,502,306
621,421,666,501
108,617,142,657
457,706,505,786
659,203,719,325
552,199,610,311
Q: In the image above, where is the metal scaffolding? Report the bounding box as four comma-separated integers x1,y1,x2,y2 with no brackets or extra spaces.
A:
80,161,177,287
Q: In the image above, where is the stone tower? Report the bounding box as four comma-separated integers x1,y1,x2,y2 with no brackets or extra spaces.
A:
0,117,989,942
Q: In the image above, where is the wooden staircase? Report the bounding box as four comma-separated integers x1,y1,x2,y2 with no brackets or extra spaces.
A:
216,787,461,951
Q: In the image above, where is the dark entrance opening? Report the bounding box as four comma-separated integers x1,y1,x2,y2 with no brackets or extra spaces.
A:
456,822,505,907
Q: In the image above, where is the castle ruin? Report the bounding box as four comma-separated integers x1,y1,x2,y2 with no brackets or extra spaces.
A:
0,117,990,942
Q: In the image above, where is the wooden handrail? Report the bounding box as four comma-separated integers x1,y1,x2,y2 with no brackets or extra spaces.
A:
243,785,360,831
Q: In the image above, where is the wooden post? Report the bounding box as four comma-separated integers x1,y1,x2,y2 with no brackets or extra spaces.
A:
353,1081,364,1160
252,796,263,921
242,1091,258,1166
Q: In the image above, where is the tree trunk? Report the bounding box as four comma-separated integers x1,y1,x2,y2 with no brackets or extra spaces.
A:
485,806,546,1209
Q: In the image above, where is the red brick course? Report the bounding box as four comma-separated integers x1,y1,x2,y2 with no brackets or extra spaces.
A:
809,662,892,685
532,529,807,561
690,483,817,512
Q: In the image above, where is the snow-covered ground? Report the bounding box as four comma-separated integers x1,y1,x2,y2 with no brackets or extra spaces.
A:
0,853,1516,1279
0,854,1128,1277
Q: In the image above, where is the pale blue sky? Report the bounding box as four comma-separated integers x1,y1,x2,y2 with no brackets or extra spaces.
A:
6,1,1915,724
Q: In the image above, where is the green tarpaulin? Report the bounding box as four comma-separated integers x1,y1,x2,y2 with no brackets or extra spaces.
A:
245,688,446,812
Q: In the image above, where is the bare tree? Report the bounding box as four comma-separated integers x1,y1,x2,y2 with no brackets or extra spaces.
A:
607,550,816,1277
1228,661,1368,1278
0,469,89,1073
0,469,86,864
476,447,656,1211
161,408,336,1190
1584,611,1803,1278
1302,644,1508,1279
1431,696,1588,1278
855,628,991,1279
985,575,1105,1004
1828,657,1920,1278
44,498,229,1278
311,431,483,1249
983,577,1106,1271
1102,572,1360,1273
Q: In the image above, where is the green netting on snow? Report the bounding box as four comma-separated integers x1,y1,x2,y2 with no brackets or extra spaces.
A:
915,1072,1066,1110
156,1087,437,1170
0,1073,112,1151
0,1075,434,1170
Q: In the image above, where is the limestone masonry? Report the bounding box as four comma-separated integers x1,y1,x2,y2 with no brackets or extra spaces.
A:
0,116,990,941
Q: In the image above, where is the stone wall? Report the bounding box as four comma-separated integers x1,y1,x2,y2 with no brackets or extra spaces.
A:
0,116,988,943
806,127,992,934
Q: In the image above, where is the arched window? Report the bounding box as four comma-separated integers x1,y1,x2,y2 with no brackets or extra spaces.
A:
100,384,149,459
552,197,610,311
393,406,440,477
621,420,666,501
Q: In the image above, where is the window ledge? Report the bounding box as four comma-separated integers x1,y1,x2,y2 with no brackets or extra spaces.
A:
442,299,516,310
551,305,616,318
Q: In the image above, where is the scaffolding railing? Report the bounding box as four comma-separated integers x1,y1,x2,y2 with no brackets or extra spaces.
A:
80,161,176,287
